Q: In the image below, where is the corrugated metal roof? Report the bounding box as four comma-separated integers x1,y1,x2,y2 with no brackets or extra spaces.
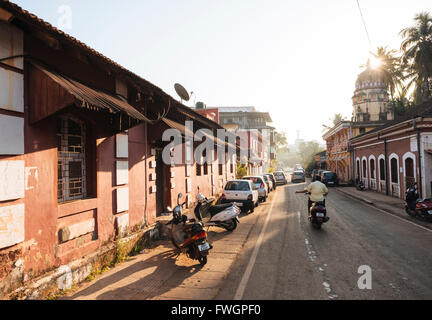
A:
33,63,151,122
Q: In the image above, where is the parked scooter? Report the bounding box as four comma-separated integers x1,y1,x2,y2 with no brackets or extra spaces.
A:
405,185,432,221
356,180,365,191
194,187,241,231
166,193,212,266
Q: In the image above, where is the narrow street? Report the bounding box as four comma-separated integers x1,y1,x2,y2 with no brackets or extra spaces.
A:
217,181,432,300
64,179,432,300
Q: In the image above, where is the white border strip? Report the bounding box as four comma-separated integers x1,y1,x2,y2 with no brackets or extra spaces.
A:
234,189,278,300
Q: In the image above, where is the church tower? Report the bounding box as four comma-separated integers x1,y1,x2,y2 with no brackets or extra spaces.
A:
352,60,394,123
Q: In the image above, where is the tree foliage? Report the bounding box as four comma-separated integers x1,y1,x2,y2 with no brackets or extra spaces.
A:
400,12,432,104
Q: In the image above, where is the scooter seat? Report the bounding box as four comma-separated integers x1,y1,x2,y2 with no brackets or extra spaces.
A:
209,203,233,215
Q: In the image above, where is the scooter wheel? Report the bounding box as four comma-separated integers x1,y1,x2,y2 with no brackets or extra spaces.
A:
223,219,238,231
199,255,207,266
405,208,416,217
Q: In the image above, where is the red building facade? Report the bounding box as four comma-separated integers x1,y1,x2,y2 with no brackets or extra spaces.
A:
0,2,236,298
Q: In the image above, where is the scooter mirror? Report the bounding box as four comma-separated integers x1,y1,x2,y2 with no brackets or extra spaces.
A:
167,206,172,212
178,193,183,199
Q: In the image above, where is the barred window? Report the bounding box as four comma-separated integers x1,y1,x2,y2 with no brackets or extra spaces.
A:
57,116,87,203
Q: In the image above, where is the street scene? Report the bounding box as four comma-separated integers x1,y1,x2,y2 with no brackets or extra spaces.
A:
1,0,432,303
58,177,432,300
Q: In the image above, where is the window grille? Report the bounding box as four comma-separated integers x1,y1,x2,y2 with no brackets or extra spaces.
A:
57,116,87,203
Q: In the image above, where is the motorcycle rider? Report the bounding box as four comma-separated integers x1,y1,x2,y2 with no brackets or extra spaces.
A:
406,182,419,211
296,175,329,219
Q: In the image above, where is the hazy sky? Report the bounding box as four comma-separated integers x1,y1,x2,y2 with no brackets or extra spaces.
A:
13,0,432,144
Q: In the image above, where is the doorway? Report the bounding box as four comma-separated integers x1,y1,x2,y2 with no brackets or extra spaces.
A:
155,149,168,217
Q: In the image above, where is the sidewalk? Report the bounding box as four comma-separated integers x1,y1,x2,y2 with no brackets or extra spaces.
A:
335,186,432,230
58,194,272,300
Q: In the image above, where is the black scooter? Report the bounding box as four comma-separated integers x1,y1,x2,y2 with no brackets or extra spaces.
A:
166,193,213,266
306,192,329,229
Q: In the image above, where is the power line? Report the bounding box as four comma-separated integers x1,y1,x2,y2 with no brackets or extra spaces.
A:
356,0,373,51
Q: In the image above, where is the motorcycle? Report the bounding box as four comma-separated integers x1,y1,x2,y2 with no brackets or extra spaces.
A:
304,192,329,229
166,193,213,266
405,187,432,221
194,187,241,232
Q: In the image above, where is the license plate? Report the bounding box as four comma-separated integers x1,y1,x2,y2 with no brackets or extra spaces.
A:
198,242,210,251
328,181,334,184
316,213,325,217
233,202,243,207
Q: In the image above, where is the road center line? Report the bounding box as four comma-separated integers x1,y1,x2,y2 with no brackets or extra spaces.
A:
233,188,279,300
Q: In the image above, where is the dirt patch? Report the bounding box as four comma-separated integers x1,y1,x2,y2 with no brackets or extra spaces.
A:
0,248,23,280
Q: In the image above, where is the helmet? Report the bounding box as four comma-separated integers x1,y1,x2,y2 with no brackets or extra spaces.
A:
197,193,206,203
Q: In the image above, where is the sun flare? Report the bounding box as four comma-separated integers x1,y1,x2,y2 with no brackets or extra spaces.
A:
370,56,382,69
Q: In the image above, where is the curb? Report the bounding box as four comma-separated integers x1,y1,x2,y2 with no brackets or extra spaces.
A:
334,188,432,231
335,188,374,205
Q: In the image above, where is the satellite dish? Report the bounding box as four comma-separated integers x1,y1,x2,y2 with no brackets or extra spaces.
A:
174,83,190,102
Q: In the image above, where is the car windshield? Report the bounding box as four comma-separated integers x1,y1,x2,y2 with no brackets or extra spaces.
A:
225,181,250,191
274,172,284,178
244,177,262,184
324,172,335,178
294,172,303,176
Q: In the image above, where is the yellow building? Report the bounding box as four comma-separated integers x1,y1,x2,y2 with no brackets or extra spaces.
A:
323,60,393,182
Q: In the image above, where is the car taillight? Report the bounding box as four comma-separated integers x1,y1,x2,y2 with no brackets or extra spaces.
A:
247,194,253,200
192,231,207,240
222,194,226,200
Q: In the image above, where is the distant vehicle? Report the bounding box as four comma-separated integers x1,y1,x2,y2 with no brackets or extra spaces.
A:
295,164,304,171
312,169,322,181
264,173,277,191
222,180,258,213
273,171,288,185
261,174,272,193
242,176,268,202
291,170,306,183
321,171,339,186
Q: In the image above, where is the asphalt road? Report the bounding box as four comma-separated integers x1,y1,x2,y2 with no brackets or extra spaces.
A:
215,180,432,300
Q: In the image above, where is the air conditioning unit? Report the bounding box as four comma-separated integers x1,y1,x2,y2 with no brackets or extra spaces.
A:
195,102,206,109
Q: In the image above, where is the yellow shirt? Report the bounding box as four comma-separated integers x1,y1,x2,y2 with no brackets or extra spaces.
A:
306,181,328,202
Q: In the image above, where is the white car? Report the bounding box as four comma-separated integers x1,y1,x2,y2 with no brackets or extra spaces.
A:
221,180,259,213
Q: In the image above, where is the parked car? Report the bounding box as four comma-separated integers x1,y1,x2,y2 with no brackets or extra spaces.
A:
321,171,339,186
242,176,268,202
221,180,259,213
291,170,306,183
312,169,320,181
261,174,272,193
264,173,277,191
273,171,288,185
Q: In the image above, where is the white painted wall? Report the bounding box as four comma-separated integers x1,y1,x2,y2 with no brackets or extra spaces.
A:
0,160,24,201
0,115,24,155
116,134,128,158
116,160,129,185
116,187,129,213
0,68,24,112
0,203,25,249
0,22,24,69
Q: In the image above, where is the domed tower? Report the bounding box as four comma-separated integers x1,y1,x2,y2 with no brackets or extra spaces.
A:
352,60,393,123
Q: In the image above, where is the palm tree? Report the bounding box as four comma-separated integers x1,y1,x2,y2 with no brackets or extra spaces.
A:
400,12,432,103
370,46,404,100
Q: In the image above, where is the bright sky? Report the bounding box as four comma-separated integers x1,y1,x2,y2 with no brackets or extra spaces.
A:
13,0,432,144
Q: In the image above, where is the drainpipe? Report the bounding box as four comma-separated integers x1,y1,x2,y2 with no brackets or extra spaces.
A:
380,133,389,196
414,118,423,198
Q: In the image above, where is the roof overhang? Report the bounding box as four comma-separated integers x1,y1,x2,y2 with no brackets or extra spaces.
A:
29,62,151,125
